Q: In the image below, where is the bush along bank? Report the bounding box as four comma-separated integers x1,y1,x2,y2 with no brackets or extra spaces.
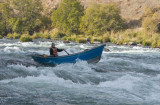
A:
108,29,160,48
4,29,160,48
60,29,160,48
0,35,3,39
20,34,32,42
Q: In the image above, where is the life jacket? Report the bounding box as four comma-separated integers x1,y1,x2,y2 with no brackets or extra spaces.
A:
51,47,58,56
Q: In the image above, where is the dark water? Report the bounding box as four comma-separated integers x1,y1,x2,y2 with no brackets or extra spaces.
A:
0,39,160,105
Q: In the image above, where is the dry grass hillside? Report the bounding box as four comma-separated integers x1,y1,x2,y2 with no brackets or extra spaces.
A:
42,0,160,20
1,0,160,28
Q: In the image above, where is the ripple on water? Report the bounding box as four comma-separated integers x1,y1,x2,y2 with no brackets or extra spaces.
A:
0,40,160,105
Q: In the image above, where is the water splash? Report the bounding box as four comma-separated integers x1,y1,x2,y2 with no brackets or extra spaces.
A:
0,40,160,105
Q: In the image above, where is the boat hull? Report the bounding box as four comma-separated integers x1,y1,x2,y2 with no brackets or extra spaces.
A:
32,44,105,65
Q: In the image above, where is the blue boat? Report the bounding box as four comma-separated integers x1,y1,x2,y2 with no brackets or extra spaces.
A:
32,44,106,65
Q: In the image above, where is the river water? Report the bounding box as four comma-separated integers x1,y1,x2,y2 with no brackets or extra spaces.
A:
0,39,160,105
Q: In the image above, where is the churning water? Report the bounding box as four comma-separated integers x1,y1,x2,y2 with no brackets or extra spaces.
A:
0,39,160,105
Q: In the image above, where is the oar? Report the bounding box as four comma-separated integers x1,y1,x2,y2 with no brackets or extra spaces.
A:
64,50,70,55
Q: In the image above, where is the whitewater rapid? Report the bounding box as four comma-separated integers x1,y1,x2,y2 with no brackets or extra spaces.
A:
0,39,160,105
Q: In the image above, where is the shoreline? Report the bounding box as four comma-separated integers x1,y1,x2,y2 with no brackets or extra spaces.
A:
1,38,159,49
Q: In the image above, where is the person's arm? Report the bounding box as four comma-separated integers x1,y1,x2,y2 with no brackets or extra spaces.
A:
57,48,64,52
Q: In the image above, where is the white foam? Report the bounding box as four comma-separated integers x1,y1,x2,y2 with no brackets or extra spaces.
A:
1,60,93,86
56,42,65,47
106,50,159,54
0,70,85,89
54,60,93,73
3,46,24,53
98,74,143,91
28,50,49,55
106,45,160,54
1,40,160,104
0,43,18,47
80,44,86,49
21,42,51,47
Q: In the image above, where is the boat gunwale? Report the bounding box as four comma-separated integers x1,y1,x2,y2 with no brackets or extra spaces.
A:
32,44,106,59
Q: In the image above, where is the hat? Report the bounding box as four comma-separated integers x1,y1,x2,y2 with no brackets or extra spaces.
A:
51,43,55,46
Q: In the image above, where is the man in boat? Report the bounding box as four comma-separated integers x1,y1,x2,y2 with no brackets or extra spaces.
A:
50,43,64,57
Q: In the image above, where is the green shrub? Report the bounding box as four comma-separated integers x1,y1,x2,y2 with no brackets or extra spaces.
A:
91,37,103,43
142,40,152,46
51,28,65,39
152,41,157,48
108,29,152,45
13,33,20,39
152,40,160,48
70,35,77,41
0,35,3,39
62,36,67,40
129,32,138,38
76,38,87,43
51,0,84,34
110,37,116,43
117,40,125,45
62,36,72,41
32,32,46,39
31,33,41,39
66,37,71,41
38,31,51,39
142,7,160,33
6,33,20,39
102,34,110,42
151,34,160,48
157,40,160,47
43,33,51,39
80,3,125,35
37,33,43,38
85,35,92,40
6,34,13,39
20,34,32,42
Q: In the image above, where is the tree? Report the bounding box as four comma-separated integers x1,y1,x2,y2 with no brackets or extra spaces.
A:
0,0,14,35
142,7,160,33
80,3,125,35
40,16,52,32
51,0,84,35
9,18,23,33
11,0,43,34
0,0,43,35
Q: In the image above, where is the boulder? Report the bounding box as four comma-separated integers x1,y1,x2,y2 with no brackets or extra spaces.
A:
123,42,128,45
63,40,70,43
93,41,101,44
128,42,137,46
137,44,142,46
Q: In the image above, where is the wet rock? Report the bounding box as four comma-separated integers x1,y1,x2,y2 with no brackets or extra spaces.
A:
137,44,142,46
63,40,70,43
104,48,110,52
93,41,101,44
154,47,160,48
128,42,137,46
123,42,128,45
86,38,91,43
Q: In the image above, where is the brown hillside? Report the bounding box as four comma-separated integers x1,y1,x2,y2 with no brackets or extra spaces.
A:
42,0,160,20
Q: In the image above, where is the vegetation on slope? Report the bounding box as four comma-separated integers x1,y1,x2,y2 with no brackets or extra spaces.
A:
80,3,125,35
20,34,32,42
51,0,84,35
0,0,160,48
